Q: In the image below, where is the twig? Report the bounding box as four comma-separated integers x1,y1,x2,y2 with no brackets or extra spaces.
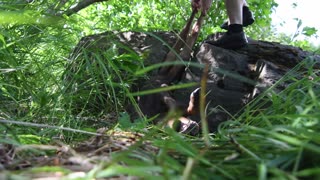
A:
65,0,109,16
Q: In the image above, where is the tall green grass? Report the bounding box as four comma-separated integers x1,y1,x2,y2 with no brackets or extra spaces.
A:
82,59,320,179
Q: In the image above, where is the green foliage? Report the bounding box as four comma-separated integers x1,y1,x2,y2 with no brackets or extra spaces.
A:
302,26,317,37
266,3,319,53
62,33,145,115
84,60,319,180
245,0,277,39
78,0,192,31
0,11,64,26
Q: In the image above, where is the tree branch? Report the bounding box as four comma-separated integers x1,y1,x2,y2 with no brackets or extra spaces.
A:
65,0,109,16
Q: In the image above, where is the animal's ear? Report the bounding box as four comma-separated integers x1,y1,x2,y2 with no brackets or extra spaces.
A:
187,88,201,115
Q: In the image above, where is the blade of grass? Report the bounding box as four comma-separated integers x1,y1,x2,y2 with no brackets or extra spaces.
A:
130,82,198,96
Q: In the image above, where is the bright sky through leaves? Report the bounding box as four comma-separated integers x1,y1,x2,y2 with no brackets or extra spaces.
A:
272,0,319,45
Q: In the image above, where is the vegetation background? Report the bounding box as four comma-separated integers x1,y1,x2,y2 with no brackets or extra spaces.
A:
0,0,319,179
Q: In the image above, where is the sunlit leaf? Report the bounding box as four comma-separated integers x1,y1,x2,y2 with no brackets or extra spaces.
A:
0,11,65,26
302,26,318,37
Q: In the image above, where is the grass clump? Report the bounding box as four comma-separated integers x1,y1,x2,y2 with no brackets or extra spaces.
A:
82,60,320,180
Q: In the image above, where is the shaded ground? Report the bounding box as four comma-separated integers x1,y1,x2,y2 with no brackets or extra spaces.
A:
1,128,153,179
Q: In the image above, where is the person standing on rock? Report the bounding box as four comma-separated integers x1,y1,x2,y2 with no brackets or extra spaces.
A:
191,0,255,49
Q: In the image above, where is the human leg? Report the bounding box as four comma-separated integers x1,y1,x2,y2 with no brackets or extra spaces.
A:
220,0,255,30
225,0,243,25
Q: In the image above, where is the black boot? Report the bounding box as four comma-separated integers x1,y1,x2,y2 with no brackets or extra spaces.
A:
220,6,255,30
205,24,248,49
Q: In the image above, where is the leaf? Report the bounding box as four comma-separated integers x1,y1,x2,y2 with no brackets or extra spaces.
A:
118,112,132,129
0,34,5,46
129,82,198,96
97,165,163,179
295,168,320,177
292,3,298,8
295,18,302,29
302,26,318,37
